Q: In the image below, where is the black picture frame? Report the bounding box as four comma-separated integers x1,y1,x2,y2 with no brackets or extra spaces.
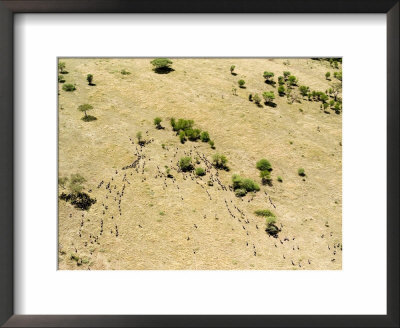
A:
0,1,398,327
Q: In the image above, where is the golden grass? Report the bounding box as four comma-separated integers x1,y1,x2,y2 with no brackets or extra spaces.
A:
58,58,342,270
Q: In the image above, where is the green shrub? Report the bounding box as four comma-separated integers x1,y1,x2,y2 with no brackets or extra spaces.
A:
299,85,310,97
278,85,285,96
170,117,176,130
253,93,261,105
254,209,275,217
200,131,210,142
186,128,201,141
230,65,235,74
154,117,162,129
263,71,274,82
179,157,193,172
298,168,306,176
320,93,329,103
208,140,215,149
278,76,284,85
256,158,272,171
260,170,272,185
212,154,229,170
232,174,260,193
238,79,246,88
136,131,143,144
283,71,291,79
265,216,277,226
179,131,186,144
287,75,298,86
174,119,194,132
262,91,275,104
58,62,67,73
325,72,331,80
248,93,253,101
235,188,247,197
62,83,76,92
78,104,93,119
150,58,173,73
277,176,283,182
58,75,65,83
334,71,342,81
195,167,206,176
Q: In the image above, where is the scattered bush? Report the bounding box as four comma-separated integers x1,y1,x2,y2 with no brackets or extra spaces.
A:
298,168,306,177
154,117,163,129
230,65,236,74
278,76,284,85
299,85,310,97
320,93,329,103
333,71,342,81
263,71,274,83
62,83,76,92
256,158,272,171
58,61,67,74
212,154,229,170
179,131,186,144
208,140,215,149
232,174,260,196
173,118,194,132
121,69,131,75
136,131,144,145
195,167,206,176
278,85,285,96
238,79,246,88
248,93,253,102
277,176,283,182
179,157,193,172
254,209,275,217
253,93,262,106
186,128,201,141
235,188,247,197
260,170,272,185
58,75,65,83
150,58,173,74
287,75,298,86
86,74,94,85
200,131,210,142
283,71,291,80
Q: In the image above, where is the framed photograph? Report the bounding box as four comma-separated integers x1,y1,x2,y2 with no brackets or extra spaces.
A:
0,1,398,327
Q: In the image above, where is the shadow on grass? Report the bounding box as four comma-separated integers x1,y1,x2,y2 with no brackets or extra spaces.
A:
88,83,96,86
82,115,97,122
265,101,277,108
153,67,175,74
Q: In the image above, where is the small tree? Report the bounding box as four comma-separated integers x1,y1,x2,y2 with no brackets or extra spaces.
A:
278,76,285,85
87,74,94,85
325,72,331,80
230,65,235,74
262,91,275,104
58,62,66,73
278,85,285,96
253,93,261,106
208,140,215,149
179,157,193,172
58,75,65,83
260,170,272,185
154,117,162,129
150,58,173,73
320,93,329,103
263,71,274,82
299,85,310,97
78,104,93,118
283,71,291,80
287,75,298,86
238,79,246,88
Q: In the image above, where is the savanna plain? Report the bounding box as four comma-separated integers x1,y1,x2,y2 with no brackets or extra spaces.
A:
58,58,342,270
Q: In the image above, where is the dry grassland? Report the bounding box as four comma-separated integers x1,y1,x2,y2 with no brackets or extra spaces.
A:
58,58,342,270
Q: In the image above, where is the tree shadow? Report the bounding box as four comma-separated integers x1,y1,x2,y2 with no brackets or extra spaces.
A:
81,115,97,122
231,72,237,76
153,67,175,74
88,83,96,86
265,101,277,108
60,70,69,74
255,102,263,108
265,80,276,87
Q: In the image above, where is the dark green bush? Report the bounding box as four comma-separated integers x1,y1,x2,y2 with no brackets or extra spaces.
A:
58,75,65,83
283,71,291,79
230,65,235,74
299,85,309,97
208,140,215,149
262,91,275,104
287,75,298,86
325,72,331,80
150,58,173,73
254,209,275,217
248,93,253,101
260,170,272,185
278,76,284,85
277,176,283,182
179,157,193,172
263,71,274,81
238,79,246,88
278,85,285,96
232,174,260,194
186,128,201,141
87,74,94,85
179,131,186,144
154,117,162,129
